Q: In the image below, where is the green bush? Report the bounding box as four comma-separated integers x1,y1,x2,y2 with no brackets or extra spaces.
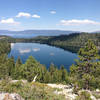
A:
76,91,92,100
0,80,66,100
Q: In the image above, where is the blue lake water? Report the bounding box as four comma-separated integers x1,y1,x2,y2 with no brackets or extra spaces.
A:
8,43,77,70
0,33,60,38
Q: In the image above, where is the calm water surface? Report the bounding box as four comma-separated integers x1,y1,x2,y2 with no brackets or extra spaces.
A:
8,43,77,70
0,33,60,38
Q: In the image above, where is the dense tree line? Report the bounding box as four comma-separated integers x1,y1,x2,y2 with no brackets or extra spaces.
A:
0,42,69,83
34,33,100,53
1,33,100,53
11,32,100,53
0,55,69,83
0,40,100,91
0,42,11,54
70,40,100,90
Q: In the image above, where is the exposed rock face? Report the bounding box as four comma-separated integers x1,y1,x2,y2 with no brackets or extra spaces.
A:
47,84,100,100
0,93,24,100
48,84,77,100
10,80,27,84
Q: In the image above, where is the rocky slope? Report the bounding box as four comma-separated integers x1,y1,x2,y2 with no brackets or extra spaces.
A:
0,80,100,100
47,84,100,100
0,93,24,100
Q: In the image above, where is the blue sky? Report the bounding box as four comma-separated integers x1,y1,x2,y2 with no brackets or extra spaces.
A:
0,0,100,32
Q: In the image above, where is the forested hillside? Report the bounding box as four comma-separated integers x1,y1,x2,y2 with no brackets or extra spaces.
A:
45,33,100,52
0,42,11,54
15,33,100,52
1,33,100,53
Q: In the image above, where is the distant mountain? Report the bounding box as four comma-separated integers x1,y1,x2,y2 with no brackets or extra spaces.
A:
91,31,100,33
0,30,79,35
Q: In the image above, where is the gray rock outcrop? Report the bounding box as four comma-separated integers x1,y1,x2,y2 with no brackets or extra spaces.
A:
0,93,24,100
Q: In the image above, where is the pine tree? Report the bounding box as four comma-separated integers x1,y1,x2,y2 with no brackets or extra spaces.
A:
70,40,100,90
60,65,68,83
49,63,57,83
37,65,47,82
44,71,51,83
21,56,40,82
13,57,22,79
0,55,15,79
15,56,22,67
6,56,15,76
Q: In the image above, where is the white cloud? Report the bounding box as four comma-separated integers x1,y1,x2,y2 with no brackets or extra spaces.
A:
16,12,40,19
32,14,40,18
50,11,56,14
60,19,100,26
16,12,31,18
0,18,20,24
33,48,40,52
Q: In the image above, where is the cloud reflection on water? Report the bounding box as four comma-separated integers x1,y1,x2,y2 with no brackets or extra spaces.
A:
19,49,31,54
33,48,40,52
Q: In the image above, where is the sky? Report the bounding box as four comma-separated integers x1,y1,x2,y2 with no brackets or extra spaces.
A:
0,0,100,32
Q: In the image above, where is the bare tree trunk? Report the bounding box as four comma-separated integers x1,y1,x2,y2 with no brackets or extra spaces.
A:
32,75,38,82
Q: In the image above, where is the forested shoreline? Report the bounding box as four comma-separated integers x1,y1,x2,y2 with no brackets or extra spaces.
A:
1,32,100,53
0,39,100,88
0,38,100,99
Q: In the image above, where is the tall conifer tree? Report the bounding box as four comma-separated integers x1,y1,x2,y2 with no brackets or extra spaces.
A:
70,40,100,89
